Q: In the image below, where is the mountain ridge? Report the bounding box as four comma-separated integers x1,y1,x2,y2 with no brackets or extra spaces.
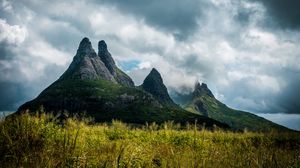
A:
172,81,289,131
16,37,229,129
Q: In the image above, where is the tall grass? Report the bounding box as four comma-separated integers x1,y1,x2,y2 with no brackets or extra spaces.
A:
0,113,299,167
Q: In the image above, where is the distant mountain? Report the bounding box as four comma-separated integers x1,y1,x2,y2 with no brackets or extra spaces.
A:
16,38,228,128
172,82,289,131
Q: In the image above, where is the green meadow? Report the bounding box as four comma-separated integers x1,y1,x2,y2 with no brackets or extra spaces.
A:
1,113,299,168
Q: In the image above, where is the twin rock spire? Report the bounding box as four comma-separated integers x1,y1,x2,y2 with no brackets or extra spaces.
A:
61,37,134,87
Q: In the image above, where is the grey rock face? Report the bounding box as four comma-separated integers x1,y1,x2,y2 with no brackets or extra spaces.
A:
60,38,116,82
98,40,116,76
60,37,134,87
98,40,134,87
114,68,135,87
77,37,95,56
59,38,135,87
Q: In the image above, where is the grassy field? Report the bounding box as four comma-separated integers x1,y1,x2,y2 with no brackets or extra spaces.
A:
0,113,299,168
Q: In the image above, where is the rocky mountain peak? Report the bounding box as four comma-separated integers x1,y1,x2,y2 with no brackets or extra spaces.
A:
55,37,134,86
195,82,201,90
141,68,175,105
77,37,95,56
98,40,108,52
98,40,116,75
148,68,163,82
97,40,134,87
193,82,214,98
59,37,116,82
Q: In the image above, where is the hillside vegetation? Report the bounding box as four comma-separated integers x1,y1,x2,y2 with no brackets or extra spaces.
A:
174,82,289,132
185,95,288,131
17,38,228,129
1,113,299,168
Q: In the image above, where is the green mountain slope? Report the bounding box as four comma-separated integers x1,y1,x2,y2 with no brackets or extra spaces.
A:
16,38,228,128
174,82,289,132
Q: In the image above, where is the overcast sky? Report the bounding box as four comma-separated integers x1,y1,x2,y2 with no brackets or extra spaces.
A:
0,0,299,114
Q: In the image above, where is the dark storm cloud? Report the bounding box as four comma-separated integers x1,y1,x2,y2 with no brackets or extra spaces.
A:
277,71,300,114
0,0,299,116
0,82,29,111
253,0,300,29
0,61,67,111
175,54,215,79
101,0,206,39
0,42,14,60
234,5,258,25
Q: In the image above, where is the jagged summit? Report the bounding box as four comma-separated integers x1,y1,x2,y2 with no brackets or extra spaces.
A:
145,68,163,84
77,37,94,55
97,39,134,87
98,40,108,52
141,68,176,106
98,40,116,75
60,38,115,81
193,82,214,98
59,37,134,86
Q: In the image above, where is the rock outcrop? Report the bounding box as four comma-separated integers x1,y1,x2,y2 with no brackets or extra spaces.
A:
60,38,134,87
60,38,116,82
141,68,176,106
98,40,134,87
193,82,214,98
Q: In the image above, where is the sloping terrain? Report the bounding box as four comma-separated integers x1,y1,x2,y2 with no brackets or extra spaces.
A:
173,82,289,131
16,38,228,128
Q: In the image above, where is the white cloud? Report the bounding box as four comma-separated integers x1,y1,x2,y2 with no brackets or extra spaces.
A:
243,28,278,49
0,19,27,45
138,61,151,69
88,7,175,54
216,41,236,63
26,40,70,66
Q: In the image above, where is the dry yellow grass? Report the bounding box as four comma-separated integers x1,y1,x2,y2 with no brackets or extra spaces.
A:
0,113,299,167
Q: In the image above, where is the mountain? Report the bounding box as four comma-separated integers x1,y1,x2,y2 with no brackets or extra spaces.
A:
59,37,116,82
172,82,289,131
98,40,134,87
16,38,228,128
141,68,177,106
